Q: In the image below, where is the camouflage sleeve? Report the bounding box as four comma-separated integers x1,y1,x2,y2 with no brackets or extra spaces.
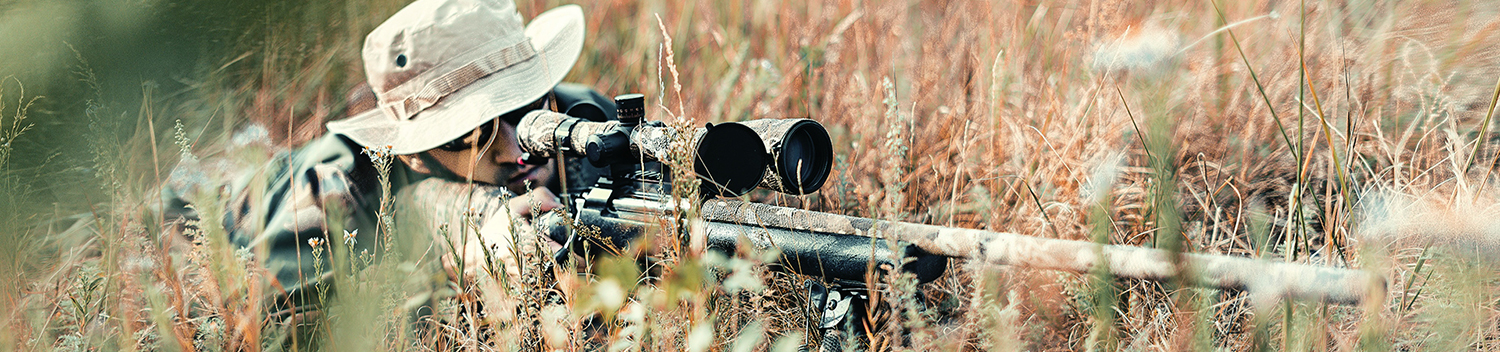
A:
222,135,377,310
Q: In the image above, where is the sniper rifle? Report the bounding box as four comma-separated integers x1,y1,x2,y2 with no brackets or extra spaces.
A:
413,92,1384,350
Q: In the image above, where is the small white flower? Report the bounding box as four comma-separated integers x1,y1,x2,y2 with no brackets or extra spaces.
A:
343,229,358,246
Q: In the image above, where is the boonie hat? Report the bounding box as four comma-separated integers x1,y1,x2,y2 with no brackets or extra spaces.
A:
328,0,585,155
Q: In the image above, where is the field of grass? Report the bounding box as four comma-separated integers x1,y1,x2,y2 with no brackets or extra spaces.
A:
4,0,1500,350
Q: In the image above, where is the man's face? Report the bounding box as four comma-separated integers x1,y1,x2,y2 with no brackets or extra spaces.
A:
404,97,557,194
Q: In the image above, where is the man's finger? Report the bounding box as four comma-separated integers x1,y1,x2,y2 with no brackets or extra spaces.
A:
509,187,562,218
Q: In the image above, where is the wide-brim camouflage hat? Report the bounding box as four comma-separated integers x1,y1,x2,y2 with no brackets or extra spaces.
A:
327,0,585,155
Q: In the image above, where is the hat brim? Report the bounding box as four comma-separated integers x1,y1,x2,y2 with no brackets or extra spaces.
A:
329,4,587,155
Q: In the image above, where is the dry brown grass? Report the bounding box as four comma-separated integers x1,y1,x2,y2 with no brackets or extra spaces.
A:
7,0,1500,350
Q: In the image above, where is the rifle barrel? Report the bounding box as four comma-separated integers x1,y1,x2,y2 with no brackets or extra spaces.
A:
700,199,1385,305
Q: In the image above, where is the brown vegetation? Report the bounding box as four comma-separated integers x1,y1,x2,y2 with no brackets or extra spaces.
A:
5,0,1500,350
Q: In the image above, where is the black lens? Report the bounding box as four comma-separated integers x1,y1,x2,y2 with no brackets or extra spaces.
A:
771,120,832,194
735,119,834,195
694,123,770,197
782,125,830,191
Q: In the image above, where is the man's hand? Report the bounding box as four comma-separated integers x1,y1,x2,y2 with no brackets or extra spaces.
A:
506,187,563,253
507,187,562,220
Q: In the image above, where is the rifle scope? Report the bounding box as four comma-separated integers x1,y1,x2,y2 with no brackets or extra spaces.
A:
518,94,836,197
517,94,771,197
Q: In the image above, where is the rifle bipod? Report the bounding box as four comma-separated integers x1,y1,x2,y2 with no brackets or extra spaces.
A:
806,280,870,352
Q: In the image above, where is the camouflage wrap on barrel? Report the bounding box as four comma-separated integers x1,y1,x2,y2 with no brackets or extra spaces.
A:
516,110,619,158
697,220,949,284
699,199,1386,305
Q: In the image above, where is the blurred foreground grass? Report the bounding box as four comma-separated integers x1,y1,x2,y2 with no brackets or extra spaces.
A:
5,0,1500,350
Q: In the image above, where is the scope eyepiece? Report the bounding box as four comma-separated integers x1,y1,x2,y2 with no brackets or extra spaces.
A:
584,129,632,167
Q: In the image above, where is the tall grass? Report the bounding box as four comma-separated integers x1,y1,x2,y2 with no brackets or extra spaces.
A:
5,0,1500,350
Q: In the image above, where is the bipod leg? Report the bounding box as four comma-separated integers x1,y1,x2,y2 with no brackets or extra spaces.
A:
806,280,869,352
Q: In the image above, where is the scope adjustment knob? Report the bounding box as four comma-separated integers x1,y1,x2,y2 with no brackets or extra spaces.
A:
585,129,631,167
